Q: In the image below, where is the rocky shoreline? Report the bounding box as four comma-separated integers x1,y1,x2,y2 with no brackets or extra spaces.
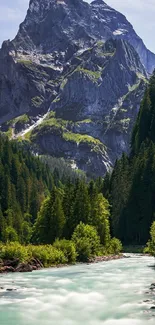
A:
0,258,44,273
0,254,127,274
144,283,155,312
88,254,126,264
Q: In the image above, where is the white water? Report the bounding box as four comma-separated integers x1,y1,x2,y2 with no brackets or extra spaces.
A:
0,255,155,325
14,109,50,139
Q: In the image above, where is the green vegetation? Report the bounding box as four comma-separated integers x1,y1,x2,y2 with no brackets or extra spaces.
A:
0,242,70,266
63,131,102,145
0,134,53,244
17,59,33,65
29,115,103,152
75,67,101,81
40,156,86,182
72,223,101,262
31,96,43,107
5,127,13,139
53,97,61,103
103,71,155,245
136,72,148,83
128,81,141,92
112,118,131,133
36,117,68,130
76,119,92,124
24,130,32,141
123,246,144,253
15,114,30,124
60,79,68,90
144,222,155,256
102,52,114,57
17,60,49,77
53,239,77,264
7,114,30,126
0,137,122,266
96,41,104,47
120,108,128,113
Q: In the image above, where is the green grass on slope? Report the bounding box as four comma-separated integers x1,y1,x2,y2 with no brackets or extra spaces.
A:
63,132,102,146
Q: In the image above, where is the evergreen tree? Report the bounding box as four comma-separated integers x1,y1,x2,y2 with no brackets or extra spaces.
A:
72,180,91,228
131,88,151,154
33,188,65,244
90,193,111,245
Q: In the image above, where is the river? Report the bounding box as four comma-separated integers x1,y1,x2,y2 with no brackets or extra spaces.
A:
0,255,155,325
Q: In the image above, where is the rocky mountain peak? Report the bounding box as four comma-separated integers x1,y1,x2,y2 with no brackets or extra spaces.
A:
91,0,108,7
0,0,153,176
10,0,155,73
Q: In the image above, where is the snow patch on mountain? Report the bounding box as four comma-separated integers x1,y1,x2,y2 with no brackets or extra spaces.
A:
113,29,128,36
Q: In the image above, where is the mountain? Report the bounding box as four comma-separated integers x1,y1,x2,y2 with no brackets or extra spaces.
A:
12,0,155,73
0,0,153,176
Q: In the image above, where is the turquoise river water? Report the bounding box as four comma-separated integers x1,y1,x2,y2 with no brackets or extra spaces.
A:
0,255,155,325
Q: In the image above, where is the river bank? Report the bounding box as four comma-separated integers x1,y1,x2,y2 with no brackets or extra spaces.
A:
0,254,126,273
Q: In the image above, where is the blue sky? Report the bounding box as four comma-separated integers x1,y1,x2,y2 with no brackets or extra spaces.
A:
0,0,155,52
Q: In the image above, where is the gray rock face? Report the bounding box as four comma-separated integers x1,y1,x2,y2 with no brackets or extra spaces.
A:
91,0,155,73
12,0,155,73
0,0,152,176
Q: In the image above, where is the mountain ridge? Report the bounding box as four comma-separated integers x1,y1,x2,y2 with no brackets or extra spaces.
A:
0,0,152,176
9,0,155,73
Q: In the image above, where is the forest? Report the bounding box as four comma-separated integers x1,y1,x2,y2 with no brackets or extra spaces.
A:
1,73,155,266
103,71,155,255
0,134,121,266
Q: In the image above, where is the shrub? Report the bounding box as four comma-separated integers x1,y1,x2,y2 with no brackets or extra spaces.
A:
53,239,77,264
0,243,67,266
0,242,30,262
3,226,19,243
107,238,123,255
144,222,155,256
72,222,101,261
28,245,67,266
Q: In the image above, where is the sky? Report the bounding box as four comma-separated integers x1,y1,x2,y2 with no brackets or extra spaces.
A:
0,0,155,52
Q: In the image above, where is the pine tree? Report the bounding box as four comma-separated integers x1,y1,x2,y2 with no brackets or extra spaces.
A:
90,193,111,245
73,180,91,228
33,187,65,244
63,181,74,238
131,88,151,154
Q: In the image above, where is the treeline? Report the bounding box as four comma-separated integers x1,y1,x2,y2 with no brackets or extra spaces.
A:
40,156,86,185
0,135,54,242
27,178,122,260
0,134,122,262
103,72,155,245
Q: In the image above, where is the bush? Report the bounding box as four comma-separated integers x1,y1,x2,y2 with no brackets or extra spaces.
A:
3,226,18,243
53,239,77,264
72,222,101,261
144,222,155,256
0,242,30,262
0,243,67,266
28,245,67,266
106,238,123,255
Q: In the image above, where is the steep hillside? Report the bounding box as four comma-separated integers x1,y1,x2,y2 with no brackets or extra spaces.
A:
104,72,155,245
